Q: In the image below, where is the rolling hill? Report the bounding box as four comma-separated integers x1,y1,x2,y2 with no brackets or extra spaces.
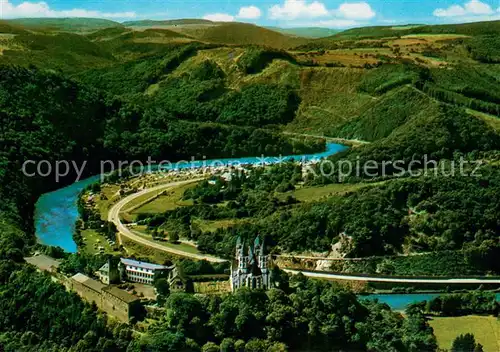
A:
123,19,214,27
0,21,29,34
265,27,339,38
2,13,500,352
177,22,308,49
330,20,500,40
5,17,123,32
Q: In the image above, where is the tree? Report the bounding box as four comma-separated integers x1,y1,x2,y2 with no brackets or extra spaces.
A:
154,278,170,297
202,341,219,352
451,333,482,352
267,342,288,352
141,331,186,352
169,231,180,244
220,338,236,352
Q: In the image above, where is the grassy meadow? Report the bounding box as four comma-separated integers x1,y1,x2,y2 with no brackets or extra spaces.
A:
429,316,500,352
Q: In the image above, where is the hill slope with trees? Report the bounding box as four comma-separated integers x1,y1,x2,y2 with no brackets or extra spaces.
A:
0,17,500,351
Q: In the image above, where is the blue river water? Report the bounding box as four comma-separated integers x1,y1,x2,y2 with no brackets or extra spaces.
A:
35,142,499,310
34,175,101,253
362,293,500,311
34,143,347,254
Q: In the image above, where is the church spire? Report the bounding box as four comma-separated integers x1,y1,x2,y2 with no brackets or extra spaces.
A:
254,235,261,248
259,236,265,256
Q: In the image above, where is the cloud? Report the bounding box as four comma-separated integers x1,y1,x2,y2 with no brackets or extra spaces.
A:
269,0,329,20
0,0,136,19
237,6,261,19
268,0,376,25
202,13,235,22
336,2,376,19
433,5,467,17
433,0,494,17
464,0,494,14
203,5,262,22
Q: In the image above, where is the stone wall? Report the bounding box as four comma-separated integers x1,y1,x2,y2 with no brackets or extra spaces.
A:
65,275,136,323
101,289,133,323
71,279,103,307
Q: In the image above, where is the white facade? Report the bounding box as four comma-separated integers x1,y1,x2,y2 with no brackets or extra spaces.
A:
231,236,271,291
119,258,172,285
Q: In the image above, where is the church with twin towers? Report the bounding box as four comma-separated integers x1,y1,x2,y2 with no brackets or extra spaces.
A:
230,235,271,291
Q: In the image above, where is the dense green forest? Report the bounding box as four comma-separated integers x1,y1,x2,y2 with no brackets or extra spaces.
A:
424,291,499,316
132,275,437,351
1,16,500,351
140,162,500,275
0,64,321,350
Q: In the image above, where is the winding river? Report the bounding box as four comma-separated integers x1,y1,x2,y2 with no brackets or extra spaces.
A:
362,293,500,310
34,143,347,254
34,143,500,310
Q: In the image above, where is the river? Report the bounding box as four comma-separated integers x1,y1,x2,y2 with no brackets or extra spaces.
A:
34,143,347,254
361,293,500,311
36,143,498,311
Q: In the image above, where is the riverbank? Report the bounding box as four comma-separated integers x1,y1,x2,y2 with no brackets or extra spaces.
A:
34,143,348,253
362,292,500,311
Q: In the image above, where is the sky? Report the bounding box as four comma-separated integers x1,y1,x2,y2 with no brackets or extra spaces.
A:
1,0,500,28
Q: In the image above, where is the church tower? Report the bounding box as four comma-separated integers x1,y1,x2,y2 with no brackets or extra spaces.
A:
255,236,267,271
231,235,272,291
236,236,247,272
256,236,270,288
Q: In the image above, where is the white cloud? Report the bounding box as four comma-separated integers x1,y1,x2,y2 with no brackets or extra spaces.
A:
336,2,376,19
203,6,261,22
0,0,136,19
268,0,376,26
237,5,261,19
464,0,494,14
269,0,329,20
433,0,494,17
433,5,467,17
203,13,235,22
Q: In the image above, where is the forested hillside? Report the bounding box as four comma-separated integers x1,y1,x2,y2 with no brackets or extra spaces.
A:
0,17,499,351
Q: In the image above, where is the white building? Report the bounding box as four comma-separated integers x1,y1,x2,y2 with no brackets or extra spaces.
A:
119,258,173,285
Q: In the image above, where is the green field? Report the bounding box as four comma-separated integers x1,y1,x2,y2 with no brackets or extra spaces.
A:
81,229,120,255
131,229,202,255
94,184,121,218
130,182,197,214
467,109,500,132
278,182,382,202
429,315,500,352
121,237,175,264
194,218,249,233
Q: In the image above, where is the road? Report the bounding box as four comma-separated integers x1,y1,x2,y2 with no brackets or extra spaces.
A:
282,131,369,147
108,181,500,284
283,269,500,284
107,178,227,263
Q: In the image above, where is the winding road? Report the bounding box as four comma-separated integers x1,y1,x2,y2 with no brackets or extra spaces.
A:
107,179,500,285
107,178,227,263
283,269,500,284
